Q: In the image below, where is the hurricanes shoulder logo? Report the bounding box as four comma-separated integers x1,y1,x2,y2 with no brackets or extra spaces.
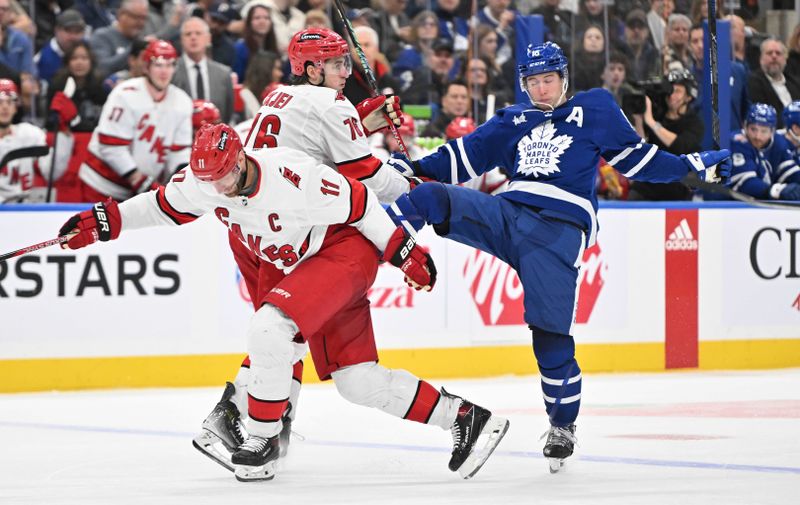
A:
517,121,572,177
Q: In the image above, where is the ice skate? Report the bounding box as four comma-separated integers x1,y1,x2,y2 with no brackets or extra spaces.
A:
232,435,279,482
443,388,510,479
542,424,577,473
192,382,247,472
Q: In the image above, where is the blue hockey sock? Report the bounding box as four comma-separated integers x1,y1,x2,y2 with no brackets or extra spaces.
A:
386,182,450,234
531,326,582,427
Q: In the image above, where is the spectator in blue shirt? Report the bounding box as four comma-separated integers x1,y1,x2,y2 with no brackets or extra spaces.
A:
35,9,87,84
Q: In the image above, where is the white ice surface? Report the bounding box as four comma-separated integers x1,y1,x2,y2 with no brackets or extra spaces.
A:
1,369,798,505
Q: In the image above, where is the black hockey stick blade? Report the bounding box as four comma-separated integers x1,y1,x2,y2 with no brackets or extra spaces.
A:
0,145,49,168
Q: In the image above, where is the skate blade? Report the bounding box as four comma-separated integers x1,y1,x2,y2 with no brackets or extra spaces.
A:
193,430,234,473
458,416,510,480
234,460,276,482
548,457,565,474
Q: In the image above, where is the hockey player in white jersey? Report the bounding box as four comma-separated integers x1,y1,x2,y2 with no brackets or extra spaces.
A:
58,123,509,482
197,27,420,465
77,39,193,202
0,79,69,203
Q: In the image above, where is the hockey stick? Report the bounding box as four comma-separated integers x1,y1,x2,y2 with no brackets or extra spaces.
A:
707,0,720,150
683,172,800,210
0,235,68,263
0,145,50,170
330,0,411,157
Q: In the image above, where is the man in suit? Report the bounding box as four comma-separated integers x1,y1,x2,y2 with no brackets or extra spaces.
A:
171,16,234,124
748,38,800,128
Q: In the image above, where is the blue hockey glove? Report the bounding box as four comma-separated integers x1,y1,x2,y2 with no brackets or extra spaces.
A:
681,149,732,183
770,182,800,201
386,152,419,177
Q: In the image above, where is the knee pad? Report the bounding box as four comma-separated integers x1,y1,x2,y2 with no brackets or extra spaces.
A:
531,326,581,426
246,304,299,369
331,362,418,418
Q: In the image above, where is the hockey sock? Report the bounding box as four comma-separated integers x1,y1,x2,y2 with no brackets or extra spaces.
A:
531,326,582,427
288,360,303,420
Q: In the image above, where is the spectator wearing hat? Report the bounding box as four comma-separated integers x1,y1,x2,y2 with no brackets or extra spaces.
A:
346,8,374,28
204,2,237,66
35,9,86,83
401,37,456,106
172,16,234,123
621,9,660,83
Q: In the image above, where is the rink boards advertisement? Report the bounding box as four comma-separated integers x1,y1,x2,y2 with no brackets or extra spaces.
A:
0,203,798,391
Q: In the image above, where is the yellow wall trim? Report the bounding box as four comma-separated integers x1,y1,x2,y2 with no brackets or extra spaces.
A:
1,339,798,393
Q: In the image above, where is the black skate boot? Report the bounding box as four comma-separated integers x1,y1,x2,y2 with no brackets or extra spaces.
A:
542,424,577,473
443,388,510,479
232,435,280,482
192,382,247,472
278,402,293,458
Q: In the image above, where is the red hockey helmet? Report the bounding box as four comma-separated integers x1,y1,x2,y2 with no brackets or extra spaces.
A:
445,116,476,140
142,39,178,65
288,28,350,76
0,79,19,101
192,100,221,130
397,111,415,138
190,123,242,182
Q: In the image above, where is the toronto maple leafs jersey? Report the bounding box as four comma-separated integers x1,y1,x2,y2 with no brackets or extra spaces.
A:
777,129,800,166
117,146,397,273
241,84,410,202
79,77,193,201
414,88,692,245
729,131,800,198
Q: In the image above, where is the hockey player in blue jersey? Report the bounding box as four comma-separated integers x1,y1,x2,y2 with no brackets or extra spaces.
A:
386,41,732,473
780,101,800,165
728,103,800,200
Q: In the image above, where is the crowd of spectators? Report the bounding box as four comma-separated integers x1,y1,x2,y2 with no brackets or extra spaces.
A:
0,0,798,203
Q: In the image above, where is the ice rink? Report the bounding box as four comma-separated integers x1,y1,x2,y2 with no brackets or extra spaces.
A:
1,368,798,505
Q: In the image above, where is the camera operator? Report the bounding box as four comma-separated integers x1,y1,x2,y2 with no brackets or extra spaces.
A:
629,69,704,200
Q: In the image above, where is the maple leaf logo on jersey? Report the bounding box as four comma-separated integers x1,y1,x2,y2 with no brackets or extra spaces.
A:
516,121,572,177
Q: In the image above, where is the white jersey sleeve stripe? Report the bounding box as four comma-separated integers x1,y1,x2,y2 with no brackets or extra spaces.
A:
444,143,458,183
606,140,644,166
622,144,659,178
456,137,478,179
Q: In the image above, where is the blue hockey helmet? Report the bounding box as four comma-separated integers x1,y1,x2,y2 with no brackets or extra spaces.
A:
518,42,569,106
745,103,777,128
782,100,800,129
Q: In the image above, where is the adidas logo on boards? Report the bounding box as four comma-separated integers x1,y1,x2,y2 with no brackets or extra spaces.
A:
665,218,698,251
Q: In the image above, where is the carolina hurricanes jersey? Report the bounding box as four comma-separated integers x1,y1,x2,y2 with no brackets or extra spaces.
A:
0,123,50,203
241,84,410,202
79,77,193,201
118,146,397,273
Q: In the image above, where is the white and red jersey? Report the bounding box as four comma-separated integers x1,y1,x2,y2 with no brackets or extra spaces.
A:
118,146,397,273
0,123,50,203
241,84,410,202
79,77,193,201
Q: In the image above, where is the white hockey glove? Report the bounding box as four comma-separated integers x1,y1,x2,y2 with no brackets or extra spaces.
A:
356,95,402,136
770,182,800,200
681,149,732,183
